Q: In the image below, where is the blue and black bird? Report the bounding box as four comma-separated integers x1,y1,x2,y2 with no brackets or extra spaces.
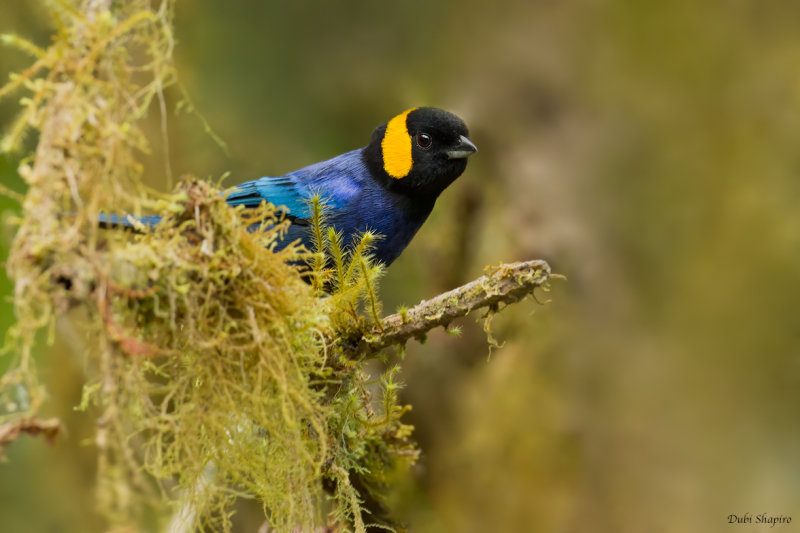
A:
101,107,477,266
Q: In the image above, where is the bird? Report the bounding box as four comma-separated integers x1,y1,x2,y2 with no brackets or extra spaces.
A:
100,107,477,266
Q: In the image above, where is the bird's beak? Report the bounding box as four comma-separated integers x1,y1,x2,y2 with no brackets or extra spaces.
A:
446,135,478,159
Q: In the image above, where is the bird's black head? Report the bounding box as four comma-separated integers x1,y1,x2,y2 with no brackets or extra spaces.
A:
363,107,477,199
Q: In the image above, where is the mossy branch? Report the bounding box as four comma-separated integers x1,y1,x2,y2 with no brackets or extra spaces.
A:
0,1,556,530
351,259,552,356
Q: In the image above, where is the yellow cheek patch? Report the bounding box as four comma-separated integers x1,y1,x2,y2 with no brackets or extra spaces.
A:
381,107,417,179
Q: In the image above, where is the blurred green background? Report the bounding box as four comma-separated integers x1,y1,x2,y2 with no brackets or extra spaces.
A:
2,1,800,532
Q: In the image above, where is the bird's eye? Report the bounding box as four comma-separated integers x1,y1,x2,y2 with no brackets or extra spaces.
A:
416,133,432,149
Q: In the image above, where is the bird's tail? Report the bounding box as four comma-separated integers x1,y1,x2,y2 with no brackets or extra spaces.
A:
98,213,163,231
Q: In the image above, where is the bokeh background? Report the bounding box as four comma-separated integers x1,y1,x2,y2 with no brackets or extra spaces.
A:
2,1,800,532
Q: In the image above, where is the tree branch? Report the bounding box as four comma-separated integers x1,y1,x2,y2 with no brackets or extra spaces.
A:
352,259,552,356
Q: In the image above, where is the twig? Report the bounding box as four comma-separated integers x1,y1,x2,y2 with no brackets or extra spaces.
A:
352,259,552,356
0,417,62,454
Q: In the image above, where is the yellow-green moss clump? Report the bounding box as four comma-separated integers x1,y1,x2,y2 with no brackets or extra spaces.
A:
0,1,416,531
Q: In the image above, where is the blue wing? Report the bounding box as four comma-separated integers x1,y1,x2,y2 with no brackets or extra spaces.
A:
224,149,364,221
224,175,313,219
98,149,367,254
